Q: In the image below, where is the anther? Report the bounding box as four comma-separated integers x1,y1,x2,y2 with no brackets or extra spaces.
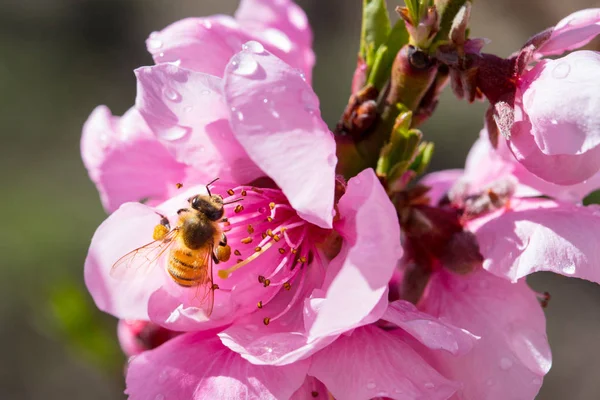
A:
254,246,262,252
234,249,241,256
299,256,307,263
258,275,266,283
236,259,243,263
311,392,319,398
247,225,255,234
261,233,268,239
263,279,271,287
278,248,286,254
263,317,270,326
266,229,274,237
227,189,235,196
176,182,183,189
283,282,291,290
217,242,274,279
269,202,276,210
291,248,297,254
241,237,253,244
273,235,281,242
241,190,247,196
267,217,273,222
257,301,263,309
234,204,244,213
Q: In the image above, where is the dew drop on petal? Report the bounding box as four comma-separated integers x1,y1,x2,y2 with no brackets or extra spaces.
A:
552,62,570,79
163,87,181,102
499,357,513,370
265,347,273,353
562,264,576,275
231,54,258,76
242,41,265,54
424,382,435,389
158,125,191,141
263,98,269,104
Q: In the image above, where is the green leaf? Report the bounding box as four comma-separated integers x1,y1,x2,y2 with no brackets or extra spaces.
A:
433,0,469,43
583,189,600,206
360,0,392,67
409,141,435,175
368,20,410,90
377,111,422,180
404,0,420,23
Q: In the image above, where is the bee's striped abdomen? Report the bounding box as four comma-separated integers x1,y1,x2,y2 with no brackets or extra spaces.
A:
167,247,209,287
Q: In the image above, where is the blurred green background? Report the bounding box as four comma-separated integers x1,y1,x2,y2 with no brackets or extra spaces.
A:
1,0,599,399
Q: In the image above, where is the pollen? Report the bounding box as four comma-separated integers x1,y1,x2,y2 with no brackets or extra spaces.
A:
227,189,235,196
241,237,253,244
234,204,244,213
263,317,270,326
234,249,241,256
247,225,255,234
257,301,263,309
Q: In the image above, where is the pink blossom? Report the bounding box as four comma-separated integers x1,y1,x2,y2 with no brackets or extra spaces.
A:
509,9,600,185
118,319,179,357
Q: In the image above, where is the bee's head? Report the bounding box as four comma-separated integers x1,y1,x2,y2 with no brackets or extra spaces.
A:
189,194,224,221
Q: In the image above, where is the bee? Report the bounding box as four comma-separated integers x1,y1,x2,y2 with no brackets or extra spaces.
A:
111,179,234,316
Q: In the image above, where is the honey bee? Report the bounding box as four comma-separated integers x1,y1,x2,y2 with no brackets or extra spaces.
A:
111,179,234,315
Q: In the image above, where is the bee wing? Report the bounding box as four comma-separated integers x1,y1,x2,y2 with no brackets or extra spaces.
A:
187,242,216,317
110,229,180,280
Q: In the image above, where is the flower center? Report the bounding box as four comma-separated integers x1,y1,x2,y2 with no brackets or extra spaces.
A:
215,184,318,325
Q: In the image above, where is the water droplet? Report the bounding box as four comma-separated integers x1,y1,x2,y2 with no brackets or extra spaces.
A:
299,72,306,82
231,54,259,76
202,20,212,29
366,381,376,390
266,347,273,353
562,264,576,275
163,87,181,102
552,62,570,79
424,382,435,389
263,98,269,104
158,370,168,384
327,154,337,167
242,41,265,54
158,125,191,141
271,110,280,119
236,111,245,121
263,28,292,52
157,52,165,59
154,394,165,400
499,357,513,370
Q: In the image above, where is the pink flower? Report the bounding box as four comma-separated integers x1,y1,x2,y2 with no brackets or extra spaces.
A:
508,9,600,185
413,130,600,399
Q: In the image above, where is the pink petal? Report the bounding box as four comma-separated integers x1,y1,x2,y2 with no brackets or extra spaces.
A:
519,52,600,156
81,106,187,212
305,169,402,338
537,8,600,57
383,300,478,356
84,203,167,320
126,331,309,400
235,0,315,81
134,63,263,185
419,269,551,400
471,198,600,283
290,376,329,400
308,325,459,400
419,170,464,205
223,45,336,228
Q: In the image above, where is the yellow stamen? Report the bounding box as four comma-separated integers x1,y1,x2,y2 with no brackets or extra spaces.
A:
227,189,235,196
217,241,273,279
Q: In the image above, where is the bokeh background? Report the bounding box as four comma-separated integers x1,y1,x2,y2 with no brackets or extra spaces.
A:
1,0,600,399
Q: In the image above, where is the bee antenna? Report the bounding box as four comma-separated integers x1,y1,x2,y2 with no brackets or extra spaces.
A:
224,197,244,205
205,177,220,197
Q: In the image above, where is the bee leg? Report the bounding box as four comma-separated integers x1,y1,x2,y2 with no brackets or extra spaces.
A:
212,252,220,265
